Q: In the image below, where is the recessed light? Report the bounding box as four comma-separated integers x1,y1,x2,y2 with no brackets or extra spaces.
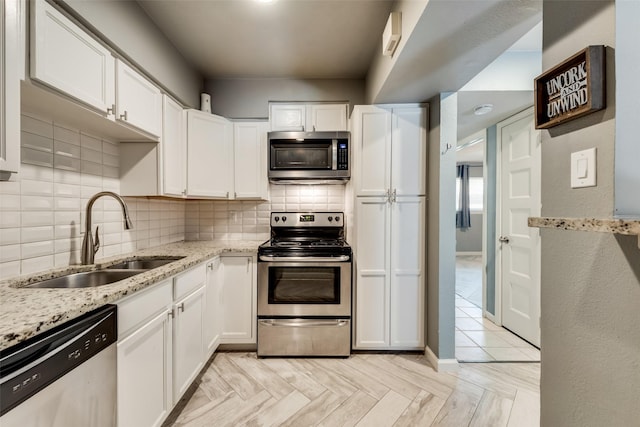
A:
473,104,493,115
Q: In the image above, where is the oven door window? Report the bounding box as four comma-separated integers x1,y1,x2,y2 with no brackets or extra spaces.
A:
270,142,332,170
268,266,340,304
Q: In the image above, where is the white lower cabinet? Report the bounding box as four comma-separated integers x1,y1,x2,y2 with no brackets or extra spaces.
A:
117,280,173,427
354,196,425,350
204,257,223,358
221,255,257,344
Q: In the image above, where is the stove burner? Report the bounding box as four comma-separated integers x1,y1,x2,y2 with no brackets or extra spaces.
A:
273,241,302,247
310,239,342,247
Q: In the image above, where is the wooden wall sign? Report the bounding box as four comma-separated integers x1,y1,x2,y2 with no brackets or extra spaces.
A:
534,45,605,129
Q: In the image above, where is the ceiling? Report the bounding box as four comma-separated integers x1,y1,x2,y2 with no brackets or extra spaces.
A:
137,0,542,151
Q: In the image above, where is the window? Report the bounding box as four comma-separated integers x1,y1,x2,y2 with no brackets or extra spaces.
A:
456,176,484,212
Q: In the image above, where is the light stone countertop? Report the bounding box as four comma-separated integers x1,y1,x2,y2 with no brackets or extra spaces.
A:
0,240,261,351
528,217,640,247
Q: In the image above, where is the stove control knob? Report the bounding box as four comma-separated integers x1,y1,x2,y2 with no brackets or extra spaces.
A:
334,216,341,222
282,216,287,222
274,216,280,222
328,216,333,222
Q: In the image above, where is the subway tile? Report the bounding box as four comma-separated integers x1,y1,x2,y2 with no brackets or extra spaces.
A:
55,224,80,240
103,153,119,167
81,174,102,188
81,147,102,164
102,140,119,156
0,261,20,280
54,197,81,212
55,211,81,226
53,169,81,184
54,183,81,198
21,196,54,211
0,181,21,196
54,237,81,254
103,177,120,191
0,211,20,228
101,244,122,258
81,160,102,176
21,226,54,243
0,244,21,263
55,251,79,268
22,114,53,137
21,179,53,196
0,195,20,211
0,228,20,245
80,133,102,151
21,211,54,227
53,124,80,145
21,147,54,168
21,255,54,275
54,140,81,158
54,154,82,172
21,241,54,259
21,131,53,153
20,164,54,181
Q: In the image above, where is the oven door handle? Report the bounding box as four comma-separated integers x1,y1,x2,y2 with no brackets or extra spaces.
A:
259,319,349,328
259,255,350,262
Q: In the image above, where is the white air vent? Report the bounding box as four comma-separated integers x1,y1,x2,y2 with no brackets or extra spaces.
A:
382,12,402,57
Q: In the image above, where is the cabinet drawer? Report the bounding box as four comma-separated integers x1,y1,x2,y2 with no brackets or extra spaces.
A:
117,279,172,340
174,264,206,300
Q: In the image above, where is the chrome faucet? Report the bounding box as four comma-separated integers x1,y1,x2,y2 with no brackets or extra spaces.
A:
81,191,133,265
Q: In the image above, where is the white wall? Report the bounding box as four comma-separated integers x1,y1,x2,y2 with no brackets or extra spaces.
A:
0,114,186,280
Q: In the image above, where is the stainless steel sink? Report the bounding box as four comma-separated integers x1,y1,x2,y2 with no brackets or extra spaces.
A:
24,270,146,289
105,257,184,270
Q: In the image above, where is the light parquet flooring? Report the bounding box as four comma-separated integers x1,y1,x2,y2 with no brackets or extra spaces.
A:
163,352,540,427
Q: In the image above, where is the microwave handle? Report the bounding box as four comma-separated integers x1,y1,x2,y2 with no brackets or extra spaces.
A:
332,140,338,170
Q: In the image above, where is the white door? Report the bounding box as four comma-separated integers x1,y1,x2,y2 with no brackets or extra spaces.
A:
187,111,232,198
233,121,268,199
354,196,390,349
498,108,541,346
117,310,172,427
220,256,256,343
391,107,427,196
307,104,348,131
162,95,185,197
173,286,205,403
389,196,425,348
116,60,162,137
353,106,392,197
1,0,20,176
31,1,115,115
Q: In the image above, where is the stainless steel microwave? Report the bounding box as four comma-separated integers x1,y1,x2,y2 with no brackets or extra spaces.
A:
268,131,350,184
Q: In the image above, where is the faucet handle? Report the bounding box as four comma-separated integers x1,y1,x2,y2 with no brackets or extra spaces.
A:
93,226,100,255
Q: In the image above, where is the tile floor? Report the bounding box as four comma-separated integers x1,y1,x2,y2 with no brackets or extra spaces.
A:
455,255,540,362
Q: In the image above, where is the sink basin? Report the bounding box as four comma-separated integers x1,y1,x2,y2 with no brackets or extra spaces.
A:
24,270,146,289
105,257,184,270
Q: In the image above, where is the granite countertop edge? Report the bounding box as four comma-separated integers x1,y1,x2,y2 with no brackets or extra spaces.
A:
0,240,260,351
528,217,640,235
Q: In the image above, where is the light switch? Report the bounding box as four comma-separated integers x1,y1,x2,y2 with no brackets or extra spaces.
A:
571,148,596,188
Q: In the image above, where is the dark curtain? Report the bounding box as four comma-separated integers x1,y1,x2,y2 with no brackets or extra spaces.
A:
456,164,471,230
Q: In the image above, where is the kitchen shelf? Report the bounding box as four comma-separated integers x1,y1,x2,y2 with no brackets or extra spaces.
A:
528,217,640,247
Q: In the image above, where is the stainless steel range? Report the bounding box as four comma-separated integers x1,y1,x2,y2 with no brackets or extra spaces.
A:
257,212,352,357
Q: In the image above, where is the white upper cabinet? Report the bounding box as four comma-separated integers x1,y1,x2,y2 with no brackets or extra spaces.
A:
352,105,427,197
116,59,162,137
31,0,115,115
162,95,186,197
186,110,232,198
1,0,22,180
270,103,348,131
233,121,269,199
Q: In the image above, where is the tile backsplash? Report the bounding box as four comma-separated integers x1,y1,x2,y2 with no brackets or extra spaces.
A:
185,185,345,242
0,114,347,280
0,113,185,280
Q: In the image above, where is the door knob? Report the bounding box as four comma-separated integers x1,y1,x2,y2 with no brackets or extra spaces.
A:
499,236,510,243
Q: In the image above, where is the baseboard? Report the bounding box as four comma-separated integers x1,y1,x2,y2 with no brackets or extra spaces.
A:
456,251,482,256
426,346,459,372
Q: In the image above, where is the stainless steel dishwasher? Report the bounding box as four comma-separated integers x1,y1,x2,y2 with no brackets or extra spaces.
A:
0,305,117,426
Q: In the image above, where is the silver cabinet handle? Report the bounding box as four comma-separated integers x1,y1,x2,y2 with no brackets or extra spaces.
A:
168,309,174,319
177,303,185,312
107,104,115,115
259,319,348,328
391,189,397,203
332,140,338,170
120,111,128,121
259,255,350,262
499,236,510,243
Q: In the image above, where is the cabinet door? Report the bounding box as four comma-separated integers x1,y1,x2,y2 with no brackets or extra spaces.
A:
233,121,269,199
173,286,205,403
353,106,392,197
117,310,172,427
391,107,427,196
162,96,186,197
269,104,305,131
1,0,21,178
354,197,390,349
390,196,425,348
204,257,222,358
307,104,348,131
31,1,115,115
186,110,232,198
221,256,256,343
116,60,162,137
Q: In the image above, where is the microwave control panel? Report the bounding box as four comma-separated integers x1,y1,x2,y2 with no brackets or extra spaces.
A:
337,142,348,170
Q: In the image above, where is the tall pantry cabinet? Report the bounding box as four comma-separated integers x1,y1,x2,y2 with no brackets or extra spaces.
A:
351,105,427,350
